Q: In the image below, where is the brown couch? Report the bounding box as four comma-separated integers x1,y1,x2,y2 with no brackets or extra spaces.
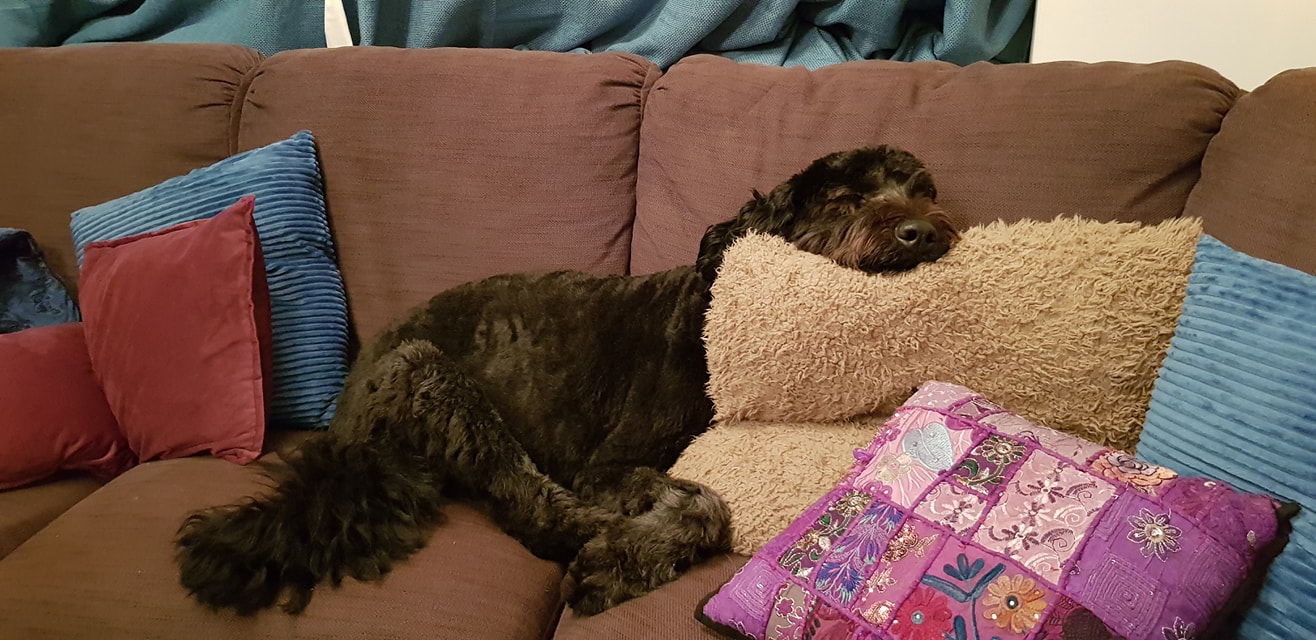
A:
0,43,1312,639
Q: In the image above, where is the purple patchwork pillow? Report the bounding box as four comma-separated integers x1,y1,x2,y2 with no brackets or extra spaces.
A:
697,382,1291,640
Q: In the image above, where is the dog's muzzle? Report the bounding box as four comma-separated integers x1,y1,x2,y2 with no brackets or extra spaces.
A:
893,217,954,264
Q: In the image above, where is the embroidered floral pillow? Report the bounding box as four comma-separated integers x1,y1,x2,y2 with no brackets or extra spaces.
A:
696,382,1292,640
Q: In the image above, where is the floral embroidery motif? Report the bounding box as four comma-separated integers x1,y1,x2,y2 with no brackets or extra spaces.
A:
1092,451,1178,495
882,522,939,563
975,452,1116,583
1165,477,1274,551
981,411,1106,466
855,410,977,506
982,574,1047,634
851,519,943,628
918,550,1011,640
861,600,896,626
914,482,986,535
1127,509,1182,560
866,566,896,594
864,453,915,485
801,600,857,640
766,583,813,640
953,435,1027,492
1162,617,1196,639
976,435,1028,466
890,586,954,640
780,491,872,578
813,501,902,604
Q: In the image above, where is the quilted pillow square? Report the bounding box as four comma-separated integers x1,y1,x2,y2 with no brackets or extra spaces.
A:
697,382,1292,640
1136,235,1316,639
0,322,135,490
70,130,348,429
79,196,272,464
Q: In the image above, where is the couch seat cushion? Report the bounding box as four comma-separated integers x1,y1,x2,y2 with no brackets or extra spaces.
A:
554,554,747,640
0,475,102,560
0,452,565,639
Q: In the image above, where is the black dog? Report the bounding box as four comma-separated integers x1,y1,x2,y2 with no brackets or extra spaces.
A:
174,145,959,617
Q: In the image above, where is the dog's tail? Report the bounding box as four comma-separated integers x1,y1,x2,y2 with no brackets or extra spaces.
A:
175,434,443,615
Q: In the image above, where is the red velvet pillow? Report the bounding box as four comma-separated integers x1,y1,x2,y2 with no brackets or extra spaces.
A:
0,323,137,490
78,195,273,464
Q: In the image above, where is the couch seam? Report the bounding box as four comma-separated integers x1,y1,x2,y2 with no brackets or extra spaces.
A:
228,55,265,157
627,55,664,275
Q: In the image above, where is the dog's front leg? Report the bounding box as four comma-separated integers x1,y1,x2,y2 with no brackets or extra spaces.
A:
562,468,733,615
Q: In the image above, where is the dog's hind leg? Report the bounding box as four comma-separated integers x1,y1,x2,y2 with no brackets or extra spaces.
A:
176,339,615,615
561,468,733,615
379,340,620,562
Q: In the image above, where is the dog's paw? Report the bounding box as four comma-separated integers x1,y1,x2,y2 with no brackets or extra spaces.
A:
561,535,632,616
561,521,682,616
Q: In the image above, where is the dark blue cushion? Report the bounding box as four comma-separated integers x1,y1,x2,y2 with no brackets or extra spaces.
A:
0,228,79,333
70,131,348,430
1137,234,1315,639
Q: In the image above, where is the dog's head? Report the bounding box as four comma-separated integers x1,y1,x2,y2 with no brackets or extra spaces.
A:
696,145,959,282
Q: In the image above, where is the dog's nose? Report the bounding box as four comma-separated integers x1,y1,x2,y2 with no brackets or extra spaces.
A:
894,219,939,248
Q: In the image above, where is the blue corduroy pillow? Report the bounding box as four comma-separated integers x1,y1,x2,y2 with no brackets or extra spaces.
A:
70,131,349,430
1137,234,1315,639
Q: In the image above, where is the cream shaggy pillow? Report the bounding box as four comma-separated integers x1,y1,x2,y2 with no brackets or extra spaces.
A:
672,216,1202,554
702,216,1201,449
670,419,882,556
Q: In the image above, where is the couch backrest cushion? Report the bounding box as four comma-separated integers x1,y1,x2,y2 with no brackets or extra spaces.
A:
234,47,659,341
631,55,1241,274
0,43,262,291
1182,68,1316,274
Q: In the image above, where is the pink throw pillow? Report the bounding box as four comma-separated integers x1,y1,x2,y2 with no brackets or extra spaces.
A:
696,382,1292,640
78,195,272,464
0,323,136,490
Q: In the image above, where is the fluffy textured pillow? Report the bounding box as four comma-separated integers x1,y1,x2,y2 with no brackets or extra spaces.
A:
697,382,1292,640
0,323,135,489
79,196,272,464
1136,235,1315,639
702,217,1202,451
70,130,349,430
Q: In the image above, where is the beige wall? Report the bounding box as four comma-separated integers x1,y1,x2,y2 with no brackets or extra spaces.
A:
1030,0,1316,90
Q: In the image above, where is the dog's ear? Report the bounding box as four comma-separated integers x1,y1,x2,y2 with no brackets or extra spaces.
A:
696,185,797,283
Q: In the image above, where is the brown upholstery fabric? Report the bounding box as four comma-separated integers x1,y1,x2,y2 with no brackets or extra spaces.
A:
0,475,102,560
555,554,746,640
0,43,262,291
1183,68,1316,274
0,454,565,639
235,47,660,341
631,55,1240,274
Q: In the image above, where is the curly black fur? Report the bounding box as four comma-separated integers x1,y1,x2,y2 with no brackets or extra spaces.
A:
175,145,959,616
